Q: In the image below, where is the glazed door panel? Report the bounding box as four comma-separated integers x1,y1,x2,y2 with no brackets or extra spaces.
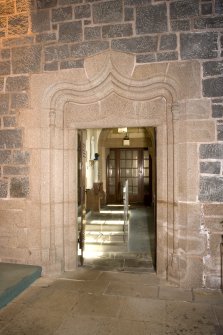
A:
107,148,150,204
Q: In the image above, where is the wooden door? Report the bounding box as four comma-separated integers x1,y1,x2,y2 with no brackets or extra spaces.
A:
107,148,151,204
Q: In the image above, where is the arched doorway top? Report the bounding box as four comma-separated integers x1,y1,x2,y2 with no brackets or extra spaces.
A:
41,51,181,114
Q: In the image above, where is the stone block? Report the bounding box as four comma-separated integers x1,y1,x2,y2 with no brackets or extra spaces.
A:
136,54,156,63
180,255,203,288
6,76,29,92
70,41,109,57
0,150,11,164
52,6,72,22
31,9,50,33
178,143,198,202
205,275,221,289
199,176,223,202
12,46,42,74
59,21,82,42
200,162,221,175
0,61,10,76
209,234,222,258
84,20,91,25
0,129,22,149
111,36,157,53
59,0,82,4
203,203,223,216
204,217,223,233
217,124,223,141
166,61,201,100
215,0,223,14
124,7,134,21
3,116,16,128
0,18,7,29
200,144,223,159
157,52,178,62
178,230,207,256
60,59,84,70
178,120,215,143
194,17,223,29
0,180,8,197
102,23,133,38
0,94,9,115
45,44,70,62
212,104,223,118
203,77,223,97
84,27,101,41
180,99,211,120
93,1,122,24
0,0,14,15
3,166,29,176
36,0,57,8
8,14,29,36
204,60,223,77
170,0,199,19
1,49,10,59
180,32,218,60
177,202,201,230
12,151,30,165
201,3,212,15
44,62,58,72
159,34,177,51
16,0,30,12
125,0,150,4
36,32,57,43
74,4,91,19
3,36,34,48
136,4,167,34
10,177,29,198
11,93,29,109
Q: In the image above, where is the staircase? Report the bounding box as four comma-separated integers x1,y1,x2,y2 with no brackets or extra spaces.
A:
84,209,129,257
78,205,154,272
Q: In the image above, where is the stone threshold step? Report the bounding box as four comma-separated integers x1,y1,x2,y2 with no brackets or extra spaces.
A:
0,263,42,309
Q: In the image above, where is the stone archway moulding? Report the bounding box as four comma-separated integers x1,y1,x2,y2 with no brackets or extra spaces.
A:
39,51,180,279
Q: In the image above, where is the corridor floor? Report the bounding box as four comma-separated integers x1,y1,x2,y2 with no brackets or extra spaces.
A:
0,268,222,335
83,205,155,271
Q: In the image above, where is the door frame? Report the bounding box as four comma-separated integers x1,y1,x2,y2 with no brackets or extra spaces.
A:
34,51,181,282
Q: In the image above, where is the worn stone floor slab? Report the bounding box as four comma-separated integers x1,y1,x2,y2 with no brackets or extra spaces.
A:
105,280,158,299
159,286,193,302
0,269,222,335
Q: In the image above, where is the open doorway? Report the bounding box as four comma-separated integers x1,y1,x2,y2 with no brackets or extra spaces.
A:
78,127,156,272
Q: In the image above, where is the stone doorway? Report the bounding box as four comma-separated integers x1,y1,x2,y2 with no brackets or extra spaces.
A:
29,51,202,285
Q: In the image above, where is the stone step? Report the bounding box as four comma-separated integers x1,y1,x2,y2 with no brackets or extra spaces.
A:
85,223,126,232
84,242,128,253
85,232,126,243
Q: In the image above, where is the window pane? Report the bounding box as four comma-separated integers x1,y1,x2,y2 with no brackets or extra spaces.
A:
132,160,138,168
126,150,132,159
126,160,132,168
133,150,138,159
120,150,125,159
